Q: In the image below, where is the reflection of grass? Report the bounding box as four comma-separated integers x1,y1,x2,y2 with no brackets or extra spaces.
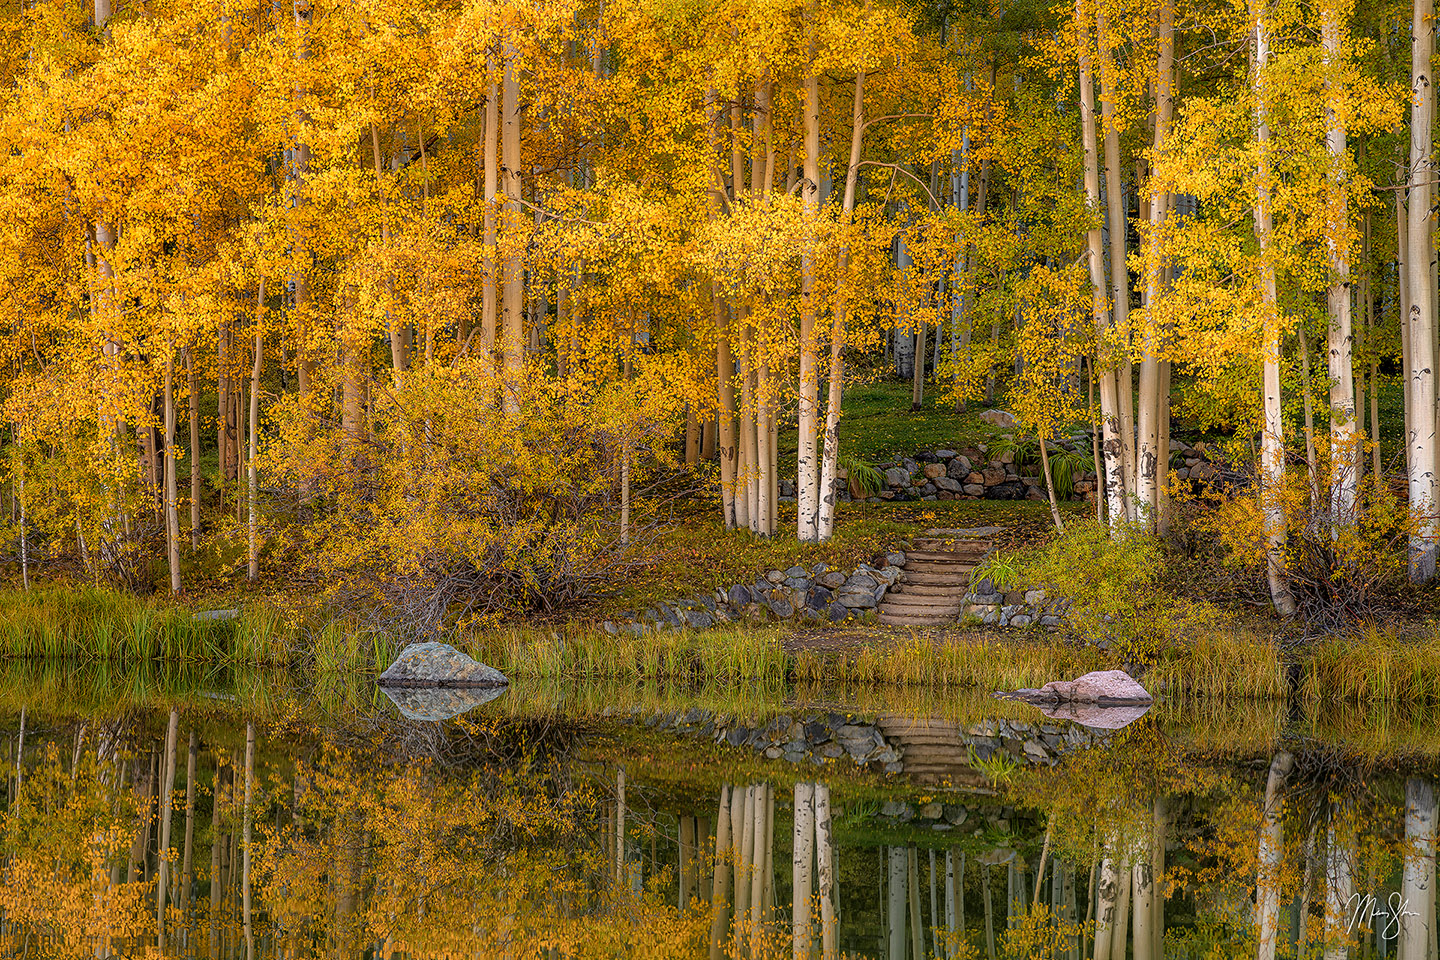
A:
968,744,1020,785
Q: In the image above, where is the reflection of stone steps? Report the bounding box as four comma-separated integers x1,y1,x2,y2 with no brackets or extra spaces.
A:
875,716,993,790
877,527,999,627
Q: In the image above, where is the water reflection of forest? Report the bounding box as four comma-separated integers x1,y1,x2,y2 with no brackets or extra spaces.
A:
1,701,1436,959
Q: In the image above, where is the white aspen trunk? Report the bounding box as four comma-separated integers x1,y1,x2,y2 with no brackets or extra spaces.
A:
793,783,815,957
1136,0,1174,529
945,851,959,960
500,42,525,387
1257,752,1295,960
1077,0,1129,529
717,301,738,529
757,365,774,537
248,280,263,581
1323,803,1355,960
1399,778,1435,960
1253,0,1299,615
164,360,181,595
1323,0,1358,528
1098,1,1136,521
1408,0,1438,580
482,54,499,355
370,124,405,376
817,67,867,541
739,324,758,532
797,49,822,541
815,783,836,960
186,348,199,549
709,786,733,960
1401,192,1414,434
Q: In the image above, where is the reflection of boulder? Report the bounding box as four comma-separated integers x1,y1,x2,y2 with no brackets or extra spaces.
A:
1001,669,1153,705
378,642,508,688
1037,701,1151,731
381,684,508,722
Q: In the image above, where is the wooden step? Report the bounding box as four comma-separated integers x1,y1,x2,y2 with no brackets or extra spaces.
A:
890,583,966,597
902,559,976,572
878,612,957,626
905,549,988,563
900,570,975,586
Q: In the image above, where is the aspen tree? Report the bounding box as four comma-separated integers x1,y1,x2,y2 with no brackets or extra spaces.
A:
1097,0,1136,521
797,28,822,542
1252,0,1298,615
1135,0,1174,529
1406,0,1438,581
501,40,525,386
817,65,867,542
1324,0,1358,528
1077,0,1129,529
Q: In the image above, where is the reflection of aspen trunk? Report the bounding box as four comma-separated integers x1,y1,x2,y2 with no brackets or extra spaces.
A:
734,785,755,950
181,730,196,909
909,848,923,960
983,860,996,960
1132,855,1155,960
930,850,940,958
752,783,768,944
762,784,776,925
1153,799,1168,959
1400,778,1435,960
616,767,627,884
709,787,734,960
945,851,965,959
1093,850,1122,960
680,815,695,910
242,723,254,960
1257,753,1296,960
793,783,815,957
815,783,836,960
1111,860,1132,960
156,710,179,948
208,763,223,960
889,847,908,960
1324,800,1355,960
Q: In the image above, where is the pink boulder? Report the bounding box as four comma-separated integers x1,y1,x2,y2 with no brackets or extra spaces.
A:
1010,669,1153,705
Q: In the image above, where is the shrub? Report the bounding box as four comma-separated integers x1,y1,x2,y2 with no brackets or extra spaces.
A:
262,359,683,636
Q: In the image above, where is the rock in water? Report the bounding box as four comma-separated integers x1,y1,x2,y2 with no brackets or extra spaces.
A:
999,669,1152,705
377,642,509,688
381,685,508,722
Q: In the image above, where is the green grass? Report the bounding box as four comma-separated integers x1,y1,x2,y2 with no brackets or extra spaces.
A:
776,380,1089,464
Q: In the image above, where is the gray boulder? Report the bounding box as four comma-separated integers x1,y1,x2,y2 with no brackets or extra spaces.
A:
378,642,509,689
727,583,753,608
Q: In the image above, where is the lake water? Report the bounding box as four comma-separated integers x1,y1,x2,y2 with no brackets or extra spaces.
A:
1,661,1436,958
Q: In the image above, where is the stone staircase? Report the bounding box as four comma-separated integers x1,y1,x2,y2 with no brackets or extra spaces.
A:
877,526,999,627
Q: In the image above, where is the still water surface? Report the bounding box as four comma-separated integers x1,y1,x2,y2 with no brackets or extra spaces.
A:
1,662,1436,958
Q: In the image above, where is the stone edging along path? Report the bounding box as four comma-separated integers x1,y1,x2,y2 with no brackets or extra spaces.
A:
600,556,1070,636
